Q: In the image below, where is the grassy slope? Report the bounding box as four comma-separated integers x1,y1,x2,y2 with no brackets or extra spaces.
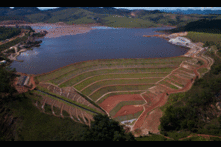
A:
9,92,87,141
186,31,221,44
89,84,155,101
81,78,161,96
74,73,167,90
101,15,157,28
36,56,187,84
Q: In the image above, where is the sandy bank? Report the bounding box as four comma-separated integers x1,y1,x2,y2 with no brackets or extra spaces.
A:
22,23,98,38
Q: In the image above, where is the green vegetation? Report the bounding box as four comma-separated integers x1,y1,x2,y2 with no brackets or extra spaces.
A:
101,15,157,28
186,31,221,44
81,78,161,96
0,66,17,94
166,19,221,34
36,86,101,115
0,31,29,52
135,133,172,141
36,56,187,83
62,110,70,117
159,51,221,137
89,84,155,101
109,101,145,117
96,91,142,104
181,136,210,141
44,103,52,114
0,26,21,41
0,66,89,141
80,114,136,141
58,68,173,88
114,111,143,123
22,7,219,28
74,73,166,90
9,94,88,141
51,64,176,86
160,92,185,113
198,67,209,77
159,80,180,90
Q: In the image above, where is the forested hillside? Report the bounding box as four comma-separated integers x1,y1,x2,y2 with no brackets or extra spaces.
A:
0,27,21,41
1,7,220,28
165,19,221,34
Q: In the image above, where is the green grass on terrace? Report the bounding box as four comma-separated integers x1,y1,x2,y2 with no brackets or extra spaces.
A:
35,86,101,115
96,91,143,104
168,74,187,86
159,80,180,90
164,78,183,88
114,111,143,123
74,73,168,91
58,68,174,88
109,100,145,117
90,84,155,102
49,63,178,85
81,78,162,96
178,67,196,74
36,57,188,83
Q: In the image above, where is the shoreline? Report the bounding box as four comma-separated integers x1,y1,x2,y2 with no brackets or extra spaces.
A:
34,55,187,77
18,23,176,38
19,23,98,38
8,23,188,75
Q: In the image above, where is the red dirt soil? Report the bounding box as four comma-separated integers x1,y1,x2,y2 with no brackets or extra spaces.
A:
139,108,163,135
132,93,167,132
13,72,36,93
99,94,144,113
113,105,143,118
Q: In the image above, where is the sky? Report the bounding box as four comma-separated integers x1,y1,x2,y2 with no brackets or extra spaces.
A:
35,7,221,10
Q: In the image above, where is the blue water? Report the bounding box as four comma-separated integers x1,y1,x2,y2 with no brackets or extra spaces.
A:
10,27,188,74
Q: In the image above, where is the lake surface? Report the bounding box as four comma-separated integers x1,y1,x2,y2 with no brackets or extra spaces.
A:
10,27,188,74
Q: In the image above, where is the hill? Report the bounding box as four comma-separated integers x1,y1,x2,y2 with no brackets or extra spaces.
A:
0,7,40,16
1,7,220,28
162,9,221,15
165,19,221,34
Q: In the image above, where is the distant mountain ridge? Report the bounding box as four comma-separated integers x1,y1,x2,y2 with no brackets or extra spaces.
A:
0,7,40,16
0,7,220,28
162,9,221,15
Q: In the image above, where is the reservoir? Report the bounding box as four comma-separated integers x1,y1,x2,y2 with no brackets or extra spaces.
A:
10,27,188,74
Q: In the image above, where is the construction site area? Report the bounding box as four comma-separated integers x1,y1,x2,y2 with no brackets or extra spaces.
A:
4,27,214,137
32,33,213,136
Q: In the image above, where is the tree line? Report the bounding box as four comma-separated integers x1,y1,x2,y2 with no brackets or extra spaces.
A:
165,19,221,34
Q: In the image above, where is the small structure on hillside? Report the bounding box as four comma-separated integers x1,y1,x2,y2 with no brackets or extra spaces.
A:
17,75,30,87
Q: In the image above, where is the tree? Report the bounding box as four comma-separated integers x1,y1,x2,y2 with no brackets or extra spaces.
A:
80,114,136,141
0,67,17,94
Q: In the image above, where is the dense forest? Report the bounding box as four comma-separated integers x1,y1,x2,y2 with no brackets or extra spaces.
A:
165,19,221,34
0,27,21,41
